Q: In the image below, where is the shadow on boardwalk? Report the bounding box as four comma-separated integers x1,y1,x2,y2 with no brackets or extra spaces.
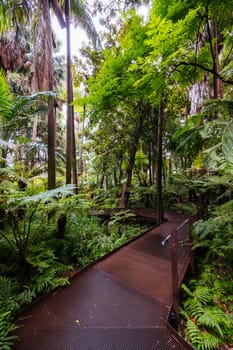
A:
14,211,195,350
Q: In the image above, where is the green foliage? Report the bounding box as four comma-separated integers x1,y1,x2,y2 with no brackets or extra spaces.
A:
193,205,233,264
0,277,21,350
0,185,75,266
0,69,11,119
26,243,70,296
181,264,233,349
65,210,137,267
185,319,223,350
0,312,18,350
0,277,20,314
181,195,233,349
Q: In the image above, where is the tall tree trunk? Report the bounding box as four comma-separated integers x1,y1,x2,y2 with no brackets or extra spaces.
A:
31,0,56,189
119,112,143,208
206,12,223,100
78,102,86,176
156,100,164,224
65,0,72,185
71,83,78,193
65,0,77,192
148,142,153,186
48,99,56,189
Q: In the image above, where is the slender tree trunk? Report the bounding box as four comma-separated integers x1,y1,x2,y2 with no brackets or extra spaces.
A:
99,174,105,189
113,167,118,187
212,21,223,99
206,12,223,100
31,0,56,189
65,0,72,185
148,142,153,186
65,0,77,192
156,100,164,224
78,103,86,176
48,99,56,189
119,111,143,208
71,83,78,193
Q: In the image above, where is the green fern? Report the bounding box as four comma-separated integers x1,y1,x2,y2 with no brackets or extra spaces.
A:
0,312,18,350
186,318,223,350
0,276,20,314
199,332,223,350
184,298,204,319
198,306,233,337
17,285,36,305
181,263,233,349
186,318,202,348
194,286,213,305
32,268,69,295
197,308,224,337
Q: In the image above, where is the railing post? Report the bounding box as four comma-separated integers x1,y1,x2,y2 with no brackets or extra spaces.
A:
171,228,178,293
189,217,195,274
170,228,180,324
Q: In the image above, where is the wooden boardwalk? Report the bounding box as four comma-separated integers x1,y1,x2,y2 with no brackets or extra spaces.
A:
14,211,194,350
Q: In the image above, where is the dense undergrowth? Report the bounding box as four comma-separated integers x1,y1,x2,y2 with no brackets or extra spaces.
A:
180,201,233,350
0,185,147,349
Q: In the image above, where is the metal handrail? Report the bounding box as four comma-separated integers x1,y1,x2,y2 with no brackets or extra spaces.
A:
169,216,194,323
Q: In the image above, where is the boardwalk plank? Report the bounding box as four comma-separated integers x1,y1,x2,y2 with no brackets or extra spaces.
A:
14,211,194,350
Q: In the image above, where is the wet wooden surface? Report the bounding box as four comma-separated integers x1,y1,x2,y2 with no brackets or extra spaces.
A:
14,211,194,350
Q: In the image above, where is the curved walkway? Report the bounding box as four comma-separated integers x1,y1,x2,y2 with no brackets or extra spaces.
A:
14,211,194,350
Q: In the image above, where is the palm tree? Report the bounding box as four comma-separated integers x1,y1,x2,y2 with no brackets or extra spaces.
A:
0,0,56,188
55,0,100,187
0,0,100,190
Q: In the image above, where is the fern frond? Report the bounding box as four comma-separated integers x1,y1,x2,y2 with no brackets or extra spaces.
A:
199,331,223,350
18,285,36,305
186,318,202,348
0,276,20,314
20,185,75,205
197,308,223,337
184,298,204,319
0,312,18,350
194,286,213,305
